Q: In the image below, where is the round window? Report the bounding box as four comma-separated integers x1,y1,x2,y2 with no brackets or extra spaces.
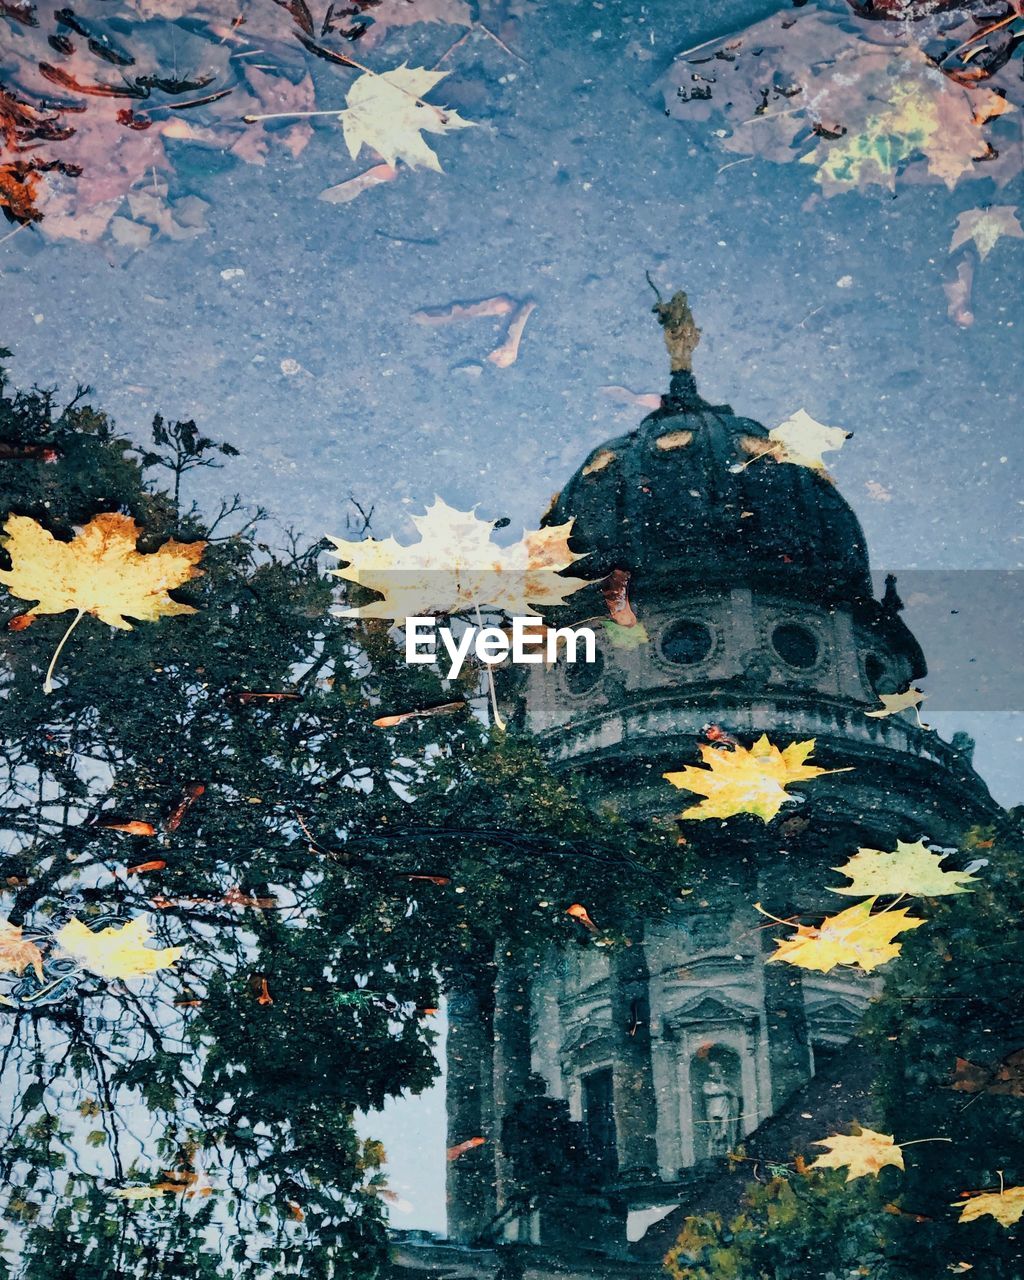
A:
563,647,604,695
771,623,819,669
662,620,714,666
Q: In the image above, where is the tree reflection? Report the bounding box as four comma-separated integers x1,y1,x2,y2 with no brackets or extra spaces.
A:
0,359,679,1277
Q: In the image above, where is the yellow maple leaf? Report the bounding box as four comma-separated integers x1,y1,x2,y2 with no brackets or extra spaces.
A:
664,735,845,822
327,497,589,620
0,920,44,981
810,1127,905,1181
949,206,1024,262
737,411,851,474
953,1185,1024,1228
768,409,851,469
831,840,978,898
0,513,205,693
341,65,474,173
54,915,182,980
766,896,924,973
865,686,929,726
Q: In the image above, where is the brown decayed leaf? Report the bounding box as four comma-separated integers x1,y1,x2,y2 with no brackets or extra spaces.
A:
446,1136,486,1161
319,162,399,204
413,296,517,326
126,859,167,875
944,258,975,326
0,920,44,981
951,1048,1024,1096
114,1168,212,1200
487,300,536,368
164,784,205,832
601,569,637,627
222,887,278,910
373,700,466,728
566,903,599,932
95,818,157,836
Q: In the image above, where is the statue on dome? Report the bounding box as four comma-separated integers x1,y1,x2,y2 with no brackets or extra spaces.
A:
648,275,702,372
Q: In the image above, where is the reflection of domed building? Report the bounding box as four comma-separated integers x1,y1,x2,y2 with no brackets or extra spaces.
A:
398,295,1000,1276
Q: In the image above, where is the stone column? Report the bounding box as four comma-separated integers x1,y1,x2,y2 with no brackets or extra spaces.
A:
760,934,812,1110
756,872,813,1110
492,945,534,1221
608,930,660,1180
446,977,497,1243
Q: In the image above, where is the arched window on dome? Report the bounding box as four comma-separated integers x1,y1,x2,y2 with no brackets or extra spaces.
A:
865,653,898,696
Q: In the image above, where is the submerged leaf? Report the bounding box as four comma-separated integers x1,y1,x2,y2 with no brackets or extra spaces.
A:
949,205,1024,261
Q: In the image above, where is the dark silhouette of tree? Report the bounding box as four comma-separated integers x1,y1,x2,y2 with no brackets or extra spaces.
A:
0,358,679,1277
664,819,1024,1280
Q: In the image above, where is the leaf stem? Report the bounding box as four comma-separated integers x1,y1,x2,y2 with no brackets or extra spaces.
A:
474,603,505,731
733,446,776,472
44,609,85,695
899,1137,952,1148
242,107,345,123
242,66,447,126
752,901,799,928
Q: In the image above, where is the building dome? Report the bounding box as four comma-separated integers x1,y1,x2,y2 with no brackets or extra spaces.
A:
549,368,871,606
